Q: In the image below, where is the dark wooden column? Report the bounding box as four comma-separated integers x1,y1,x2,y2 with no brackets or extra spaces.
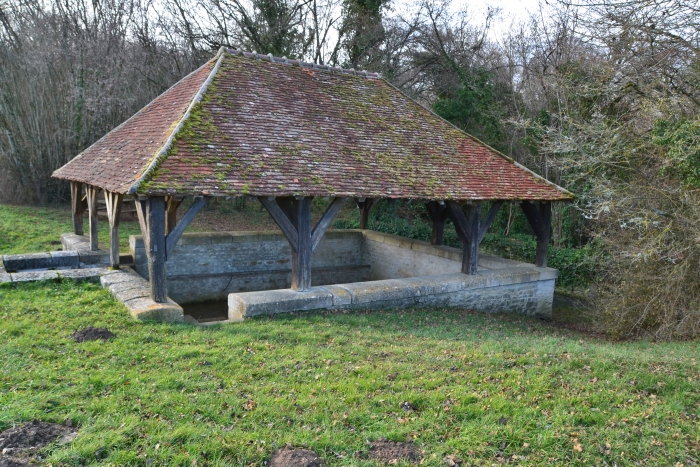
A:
520,201,552,267
425,201,448,245
70,181,84,236
104,191,123,269
446,200,503,275
86,185,100,251
165,196,184,234
355,198,374,229
291,197,312,290
135,196,168,302
260,196,347,291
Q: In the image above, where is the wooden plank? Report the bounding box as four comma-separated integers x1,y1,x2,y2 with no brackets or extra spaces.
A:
104,191,123,269
146,196,168,303
165,196,185,234
478,200,503,244
165,196,211,257
291,197,312,291
86,185,100,251
70,181,84,235
258,196,299,251
311,197,347,252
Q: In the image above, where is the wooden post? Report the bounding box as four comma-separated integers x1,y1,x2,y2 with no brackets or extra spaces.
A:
520,201,552,267
425,201,448,245
135,196,168,302
70,181,84,236
446,200,503,275
355,198,374,229
291,197,312,291
463,205,480,274
259,196,346,292
104,191,123,269
165,196,184,234
86,185,99,251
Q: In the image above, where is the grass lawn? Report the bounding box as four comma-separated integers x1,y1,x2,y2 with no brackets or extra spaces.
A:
1,280,698,466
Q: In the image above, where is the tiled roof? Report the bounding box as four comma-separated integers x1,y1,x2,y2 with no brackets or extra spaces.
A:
53,48,573,201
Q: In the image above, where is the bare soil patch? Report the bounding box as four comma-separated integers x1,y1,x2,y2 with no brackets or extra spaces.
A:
71,327,115,342
368,440,421,464
0,420,77,466
269,447,323,467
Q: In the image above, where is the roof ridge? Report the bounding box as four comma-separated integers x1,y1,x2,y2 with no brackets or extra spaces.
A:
127,49,226,195
225,48,383,80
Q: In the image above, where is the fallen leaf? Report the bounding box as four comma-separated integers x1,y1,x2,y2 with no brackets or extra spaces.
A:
573,443,583,452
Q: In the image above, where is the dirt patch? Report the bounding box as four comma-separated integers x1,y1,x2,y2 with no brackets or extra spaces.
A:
0,420,77,465
369,440,421,464
71,327,115,342
269,447,323,467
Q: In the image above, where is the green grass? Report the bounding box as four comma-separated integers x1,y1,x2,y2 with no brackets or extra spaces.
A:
0,204,142,254
1,280,698,466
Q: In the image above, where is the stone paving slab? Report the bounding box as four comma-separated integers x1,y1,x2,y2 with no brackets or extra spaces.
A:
57,268,108,282
10,270,59,282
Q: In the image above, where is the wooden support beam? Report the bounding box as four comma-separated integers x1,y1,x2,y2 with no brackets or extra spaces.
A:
291,197,313,291
258,196,299,250
135,196,168,302
104,191,123,269
165,196,185,234
520,201,552,267
425,201,448,245
311,197,347,251
355,198,374,229
445,201,481,274
165,196,210,257
478,200,503,244
86,185,100,251
70,181,84,236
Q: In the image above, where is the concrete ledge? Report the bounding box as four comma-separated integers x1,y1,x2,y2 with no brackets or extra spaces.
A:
11,270,59,282
61,233,110,265
3,252,52,271
100,268,184,322
229,288,334,319
229,267,556,320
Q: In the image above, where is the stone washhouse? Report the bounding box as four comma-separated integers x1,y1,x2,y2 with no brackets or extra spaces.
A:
52,48,573,323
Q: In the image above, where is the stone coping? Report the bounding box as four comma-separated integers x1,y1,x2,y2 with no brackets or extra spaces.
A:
0,267,108,284
100,268,184,322
229,265,557,320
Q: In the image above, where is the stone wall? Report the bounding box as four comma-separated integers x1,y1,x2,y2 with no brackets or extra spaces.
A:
131,230,370,303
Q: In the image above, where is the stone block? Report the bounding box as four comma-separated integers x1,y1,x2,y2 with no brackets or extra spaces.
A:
11,270,59,282
78,250,110,265
61,233,90,252
50,250,80,269
57,268,107,282
3,252,52,271
122,296,184,322
229,288,334,318
321,285,352,307
100,268,143,288
0,273,12,283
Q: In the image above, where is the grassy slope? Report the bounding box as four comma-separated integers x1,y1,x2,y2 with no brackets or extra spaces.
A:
0,201,279,255
1,281,699,466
